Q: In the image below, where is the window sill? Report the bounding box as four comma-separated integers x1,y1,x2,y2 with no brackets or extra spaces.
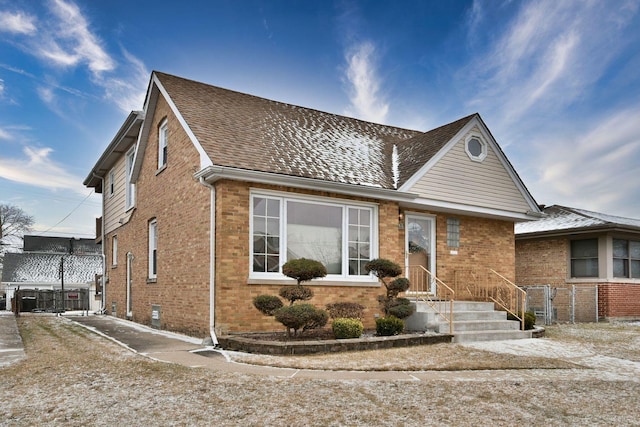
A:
155,164,167,176
111,265,117,269
247,277,380,287
147,278,157,284
567,277,640,284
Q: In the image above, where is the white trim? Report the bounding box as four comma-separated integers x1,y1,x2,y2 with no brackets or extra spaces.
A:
158,118,168,169
108,169,115,197
126,252,133,318
152,74,212,170
125,147,136,209
197,165,418,203
405,213,437,293
249,190,379,282
112,235,118,267
148,219,157,279
464,132,487,162
402,197,538,221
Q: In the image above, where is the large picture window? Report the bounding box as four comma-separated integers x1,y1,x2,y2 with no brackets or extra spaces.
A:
570,239,598,278
251,193,376,279
613,239,640,278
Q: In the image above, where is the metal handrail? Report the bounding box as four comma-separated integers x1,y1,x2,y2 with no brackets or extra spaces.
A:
453,268,526,331
489,269,526,331
406,265,455,334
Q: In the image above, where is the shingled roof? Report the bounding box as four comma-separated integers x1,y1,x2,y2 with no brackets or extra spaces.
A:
1,253,102,285
515,205,640,237
153,72,476,189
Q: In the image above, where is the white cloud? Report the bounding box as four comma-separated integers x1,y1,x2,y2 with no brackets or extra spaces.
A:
0,127,10,141
464,0,638,128
99,48,149,112
530,107,640,217
0,11,37,35
343,41,389,124
0,145,86,195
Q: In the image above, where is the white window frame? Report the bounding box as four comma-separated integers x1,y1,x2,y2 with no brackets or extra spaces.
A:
112,235,118,266
125,147,136,209
148,219,157,279
108,169,115,197
464,133,487,162
249,190,378,282
158,120,168,169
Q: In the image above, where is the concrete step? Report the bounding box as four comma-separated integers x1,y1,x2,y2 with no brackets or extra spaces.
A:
413,300,495,313
437,319,520,334
452,310,506,321
452,329,532,343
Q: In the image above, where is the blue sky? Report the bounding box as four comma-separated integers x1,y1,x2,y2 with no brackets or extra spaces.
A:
1,0,639,239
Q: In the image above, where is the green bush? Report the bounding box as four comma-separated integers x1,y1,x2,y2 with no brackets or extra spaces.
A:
274,304,328,337
279,285,314,305
386,297,415,319
375,316,404,336
507,311,536,330
282,258,327,284
364,258,403,280
387,277,410,298
332,318,364,339
252,295,283,316
326,302,365,320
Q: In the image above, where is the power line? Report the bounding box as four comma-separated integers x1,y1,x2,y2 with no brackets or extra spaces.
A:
36,190,97,236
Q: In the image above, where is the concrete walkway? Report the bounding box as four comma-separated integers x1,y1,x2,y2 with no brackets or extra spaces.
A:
6,313,637,383
0,312,26,368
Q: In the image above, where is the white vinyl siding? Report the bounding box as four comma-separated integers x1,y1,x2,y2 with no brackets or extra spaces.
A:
104,155,127,234
408,129,531,213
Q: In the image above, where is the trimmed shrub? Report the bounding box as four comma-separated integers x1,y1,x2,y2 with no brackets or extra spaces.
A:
332,318,364,339
326,302,365,320
507,311,536,330
386,297,415,319
252,295,283,316
279,285,314,305
364,258,403,281
376,316,404,336
274,304,329,337
282,258,327,284
387,277,410,298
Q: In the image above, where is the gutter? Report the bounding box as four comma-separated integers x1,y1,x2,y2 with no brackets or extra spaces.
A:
195,165,419,203
92,172,107,314
198,177,219,346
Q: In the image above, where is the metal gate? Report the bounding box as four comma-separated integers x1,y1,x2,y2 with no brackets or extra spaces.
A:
523,285,599,325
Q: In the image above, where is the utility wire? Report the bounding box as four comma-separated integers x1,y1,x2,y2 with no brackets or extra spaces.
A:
36,190,97,236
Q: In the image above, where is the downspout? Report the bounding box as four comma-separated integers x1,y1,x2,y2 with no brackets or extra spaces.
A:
199,177,218,346
92,173,107,314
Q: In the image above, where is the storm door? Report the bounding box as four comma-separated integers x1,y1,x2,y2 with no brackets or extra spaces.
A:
405,214,436,293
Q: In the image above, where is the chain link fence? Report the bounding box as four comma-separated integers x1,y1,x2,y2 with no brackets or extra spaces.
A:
522,285,598,325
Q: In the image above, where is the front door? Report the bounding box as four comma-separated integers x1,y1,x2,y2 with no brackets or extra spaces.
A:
405,214,436,293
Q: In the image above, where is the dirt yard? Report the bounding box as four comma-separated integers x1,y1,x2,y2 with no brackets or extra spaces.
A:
1,317,639,426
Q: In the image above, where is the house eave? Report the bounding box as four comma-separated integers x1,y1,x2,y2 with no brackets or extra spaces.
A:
402,197,541,222
195,165,419,202
83,111,144,191
516,225,640,240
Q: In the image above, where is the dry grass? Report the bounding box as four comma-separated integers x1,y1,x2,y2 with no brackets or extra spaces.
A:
2,317,640,426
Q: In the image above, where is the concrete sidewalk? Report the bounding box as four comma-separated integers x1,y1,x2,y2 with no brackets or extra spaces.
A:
0,312,26,368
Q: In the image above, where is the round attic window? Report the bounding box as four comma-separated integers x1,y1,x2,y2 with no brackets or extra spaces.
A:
465,135,487,162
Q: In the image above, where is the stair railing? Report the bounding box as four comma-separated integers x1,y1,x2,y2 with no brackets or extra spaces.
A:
453,268,526,330
406,265,455,334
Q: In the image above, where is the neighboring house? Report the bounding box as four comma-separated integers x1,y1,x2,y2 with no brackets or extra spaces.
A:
1,236,103,312
516,205,640,321
84,71,541,338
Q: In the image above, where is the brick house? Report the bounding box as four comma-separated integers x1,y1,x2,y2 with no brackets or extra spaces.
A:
516,205,640,321
84,71,541,340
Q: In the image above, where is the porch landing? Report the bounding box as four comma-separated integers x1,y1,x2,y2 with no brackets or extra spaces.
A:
405,301,532,343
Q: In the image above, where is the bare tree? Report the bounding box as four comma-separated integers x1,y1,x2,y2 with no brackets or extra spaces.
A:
0,203,35,254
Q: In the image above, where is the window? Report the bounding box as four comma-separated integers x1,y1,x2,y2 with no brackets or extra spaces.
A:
148,219,157,279
613,239,640,278
464,134,487,162
570,239,598,277
112,235,118,266
251,193,376,279
158,120,168,168
108,169,115,197
125,147,135,209
447,217,460,247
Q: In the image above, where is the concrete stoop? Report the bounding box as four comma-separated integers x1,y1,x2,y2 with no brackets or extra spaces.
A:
405,300,531,343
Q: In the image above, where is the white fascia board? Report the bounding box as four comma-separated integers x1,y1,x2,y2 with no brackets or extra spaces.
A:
398,115,541,215
403,196,541,222
152,74,213,170
398,118,474,192
196,165,419,202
